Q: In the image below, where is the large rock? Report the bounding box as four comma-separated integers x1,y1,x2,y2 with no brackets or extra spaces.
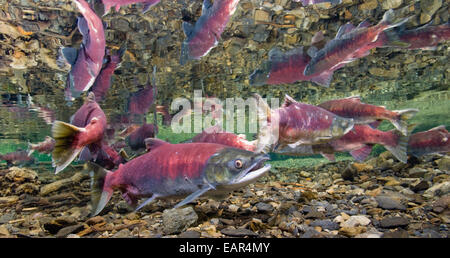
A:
162,207,198,235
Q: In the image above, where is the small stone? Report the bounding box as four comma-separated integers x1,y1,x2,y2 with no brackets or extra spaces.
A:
382,228,409,238
339,226,366,237
420,0,442,24
436,156,450,171
408,167,427,178
423,181,450,198
305,211,325,219
112,18,130,32
0,213,15,224
255,202,274,213
86,216,105,226
369,67,400,78
112,228,131,238
359,0,378,10
162,207,198,235
379,216,410,228
228,204,240,213
0,225,10,236
178,230,201,238
342,165,356,181
432,195,450,213
221,227,258,237
375,195,407,210
300,229,323,238
352,163,374,173
6,167,38,182
55,224,84,238
254,9,271,22
355,229,383,238
300,171,311,177
310,219,339,231
411,180,430,192
380,0,403,9
341,216,371,228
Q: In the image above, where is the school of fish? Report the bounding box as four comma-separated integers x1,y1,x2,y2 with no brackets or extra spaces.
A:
2,0,447,217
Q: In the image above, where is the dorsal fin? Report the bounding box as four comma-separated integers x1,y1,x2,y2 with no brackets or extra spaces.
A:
428,125,447,132
269,46,304,63
345,95,361,102
145,138,169,152
282,94,297,108
357,19,371,29
336,23,356,38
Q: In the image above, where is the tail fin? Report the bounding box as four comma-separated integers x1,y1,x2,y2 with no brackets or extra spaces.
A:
118,149,129,161
253,93,278,154
86,162,113,216
27,142,35,157
51,121,84,174
384,130,410,163
391,108,419,135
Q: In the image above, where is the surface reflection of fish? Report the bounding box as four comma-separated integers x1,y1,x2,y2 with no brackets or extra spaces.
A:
126,83,157,116
88,139,271,216
255,94,354,152
94,142,128,170
304,9,410,77
249,46,335,87
293,0,342,6
327,124,409,163
28,96,56,125
0,150,35,166
383,21,450,50
27,136,56,156
52,92,107,174
156,105,172,126
102,0,160,15
189,125,256,151
407,126,450,157
90,45,126,102
318,96,418,136
277,124,410,163
125,123,158,150
61,0,106,100
180,0,240,64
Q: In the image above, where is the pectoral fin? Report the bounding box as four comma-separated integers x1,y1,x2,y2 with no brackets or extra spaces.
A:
173,185,213,209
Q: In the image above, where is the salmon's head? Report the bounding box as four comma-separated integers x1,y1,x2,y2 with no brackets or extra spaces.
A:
331,116,354,138
204,148,271,188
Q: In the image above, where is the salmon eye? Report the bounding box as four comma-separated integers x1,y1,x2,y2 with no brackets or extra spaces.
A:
234,159,243,169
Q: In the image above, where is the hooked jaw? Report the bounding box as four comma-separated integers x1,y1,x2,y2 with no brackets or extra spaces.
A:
231,154,271,185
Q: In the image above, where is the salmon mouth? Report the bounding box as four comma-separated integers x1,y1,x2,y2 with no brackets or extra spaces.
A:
231,154,271,185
